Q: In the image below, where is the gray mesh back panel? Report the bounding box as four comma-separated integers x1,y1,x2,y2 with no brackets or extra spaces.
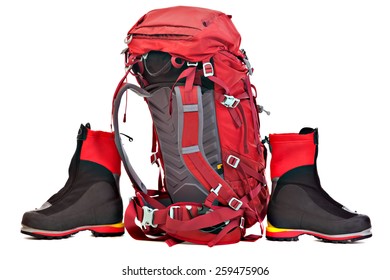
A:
147,86,222,203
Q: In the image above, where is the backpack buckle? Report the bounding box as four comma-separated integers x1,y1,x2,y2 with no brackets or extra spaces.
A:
187,62,199,67
203,62,214,77
226,155,240,168
141,206,158,228
221,95,240,108
229,197,243,211
240,217,245,229
169,206,181,219
211,184,222,195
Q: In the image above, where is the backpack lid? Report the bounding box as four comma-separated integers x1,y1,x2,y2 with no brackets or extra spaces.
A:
126,6,242,62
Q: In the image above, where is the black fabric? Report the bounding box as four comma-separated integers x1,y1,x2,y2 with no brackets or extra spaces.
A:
274,165,346,214
299,127,315,135
47,123,87,204
77,123,89,140
268,165,371,235
136,51,187,85
22,161,122,231
40,161,119,215
134,51,214,90
299,127,319,144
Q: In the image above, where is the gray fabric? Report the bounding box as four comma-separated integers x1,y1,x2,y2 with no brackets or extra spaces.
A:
147,86,222,203
112,82,222,203
182,145,200,154
147,87,207,203
183,104,199,112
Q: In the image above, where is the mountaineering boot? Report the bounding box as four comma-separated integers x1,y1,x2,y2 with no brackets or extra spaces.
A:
266,128,372,243
21,123,124,239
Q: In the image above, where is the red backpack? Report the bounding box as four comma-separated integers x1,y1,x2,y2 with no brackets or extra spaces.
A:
112,6,269,246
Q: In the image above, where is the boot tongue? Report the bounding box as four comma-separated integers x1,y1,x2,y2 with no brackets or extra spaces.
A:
299,127,315,134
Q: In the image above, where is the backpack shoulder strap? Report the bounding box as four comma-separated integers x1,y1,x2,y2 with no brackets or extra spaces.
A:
174,84,254,211
112,83,153,194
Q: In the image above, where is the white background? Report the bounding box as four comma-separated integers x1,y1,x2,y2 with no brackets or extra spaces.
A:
1,0,389,279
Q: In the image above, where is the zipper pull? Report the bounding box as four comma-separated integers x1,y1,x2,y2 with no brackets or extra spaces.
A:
120,133,133,142
257,105,271,115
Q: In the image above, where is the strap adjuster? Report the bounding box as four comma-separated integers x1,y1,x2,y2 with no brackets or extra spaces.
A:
228,197,243,211
226,155,240,168
240,217,245,229
169,206,181,219
141,206,157,228
203,62,214,77
221,95,240,108
211,184,222,196
187,62,198,67
150,152,158,165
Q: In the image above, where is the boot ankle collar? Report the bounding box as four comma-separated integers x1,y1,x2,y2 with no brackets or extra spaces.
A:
77,123,89,141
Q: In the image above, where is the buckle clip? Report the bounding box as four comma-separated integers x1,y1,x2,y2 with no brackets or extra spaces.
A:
203,62,214,77
141,206,157,228
221,95,240,108
187,62,198,67
240,217,245,229
169,206,181,219
228,197,243,211
211,184,222,196
226,155,240,168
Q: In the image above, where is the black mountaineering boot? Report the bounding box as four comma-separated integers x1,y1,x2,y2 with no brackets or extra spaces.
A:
21,123,124,238
266,128,372,243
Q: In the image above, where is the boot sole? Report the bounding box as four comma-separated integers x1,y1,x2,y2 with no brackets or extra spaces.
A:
266,223,372,243
21,222,124,239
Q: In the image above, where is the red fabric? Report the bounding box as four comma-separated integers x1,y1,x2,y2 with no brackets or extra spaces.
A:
212,51,265,179
182,112,198,147
210,52,268,227
80,129,121,175
269,132,316,178
126,6,242,62
119,6,270,245
183,153,239,206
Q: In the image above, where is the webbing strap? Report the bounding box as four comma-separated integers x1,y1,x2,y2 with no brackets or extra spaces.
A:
244,76,263,153
209,75,242,128
111,69,130,125
224,154,267,186
124,197,186,247
175,85,243,209
124,194,245,246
